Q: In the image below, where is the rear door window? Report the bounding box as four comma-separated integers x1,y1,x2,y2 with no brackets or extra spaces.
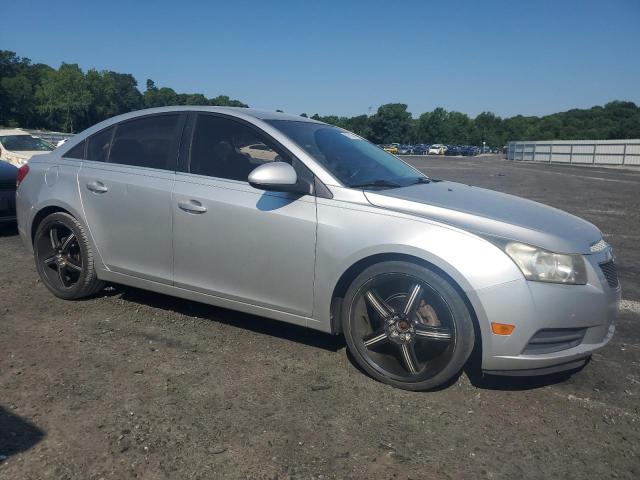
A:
109,114,181,170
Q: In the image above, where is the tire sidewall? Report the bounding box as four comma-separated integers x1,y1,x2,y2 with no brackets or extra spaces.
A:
342,261,475,391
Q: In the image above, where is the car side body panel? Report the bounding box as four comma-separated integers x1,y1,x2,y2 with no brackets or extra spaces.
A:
172,172,317,317
17,155,88,253
78,161,175,284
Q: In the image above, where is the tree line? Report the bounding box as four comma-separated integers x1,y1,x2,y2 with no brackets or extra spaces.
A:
2,50,639,145
306,101,640,146
0,51,247,133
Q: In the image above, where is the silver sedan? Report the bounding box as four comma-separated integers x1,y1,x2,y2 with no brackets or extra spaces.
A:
15,107,620,390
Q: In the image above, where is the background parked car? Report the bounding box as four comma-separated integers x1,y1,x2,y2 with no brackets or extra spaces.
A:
445,145,461,156
0,160,17,224
461,145,480,156
428,144,447,155
411,144,429,155
0,128,54,166
382,144,398,154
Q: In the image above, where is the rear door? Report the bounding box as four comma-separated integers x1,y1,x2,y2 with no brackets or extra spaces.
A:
78,113,185,283
172,113,317,316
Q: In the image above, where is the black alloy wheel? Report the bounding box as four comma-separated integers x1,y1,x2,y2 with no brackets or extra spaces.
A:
343,261,475,391
34,212,104,299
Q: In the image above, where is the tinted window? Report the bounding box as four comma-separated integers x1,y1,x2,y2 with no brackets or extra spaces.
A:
109,114,180,170
190,115,288,181
63,140,86,159
266,120,426,188
86,126,115,162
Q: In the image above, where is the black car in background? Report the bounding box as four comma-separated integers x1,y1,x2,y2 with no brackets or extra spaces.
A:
410,144,429,155
445,145,461,156
460,145,480,156
0,161,18,224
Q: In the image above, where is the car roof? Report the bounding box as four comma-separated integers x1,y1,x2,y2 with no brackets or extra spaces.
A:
111,106,325,124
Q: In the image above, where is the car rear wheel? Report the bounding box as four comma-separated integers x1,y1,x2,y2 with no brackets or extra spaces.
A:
342,261,475,391
34,212,105,300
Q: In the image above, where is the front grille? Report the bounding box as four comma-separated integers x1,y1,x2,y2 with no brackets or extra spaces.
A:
522,328,587,355
599,260,619,288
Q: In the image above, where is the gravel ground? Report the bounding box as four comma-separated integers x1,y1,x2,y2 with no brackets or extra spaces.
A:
1,155,639,479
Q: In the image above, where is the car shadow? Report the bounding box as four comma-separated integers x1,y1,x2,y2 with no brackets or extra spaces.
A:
106,284,346,353
346,345,580,392
94,285,584,391
463,358,582,391
0,406,45,461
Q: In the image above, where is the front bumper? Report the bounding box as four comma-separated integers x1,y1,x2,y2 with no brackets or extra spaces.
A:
469,248,620,375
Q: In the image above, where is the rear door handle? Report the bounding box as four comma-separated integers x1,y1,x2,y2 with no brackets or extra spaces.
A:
86,181,108,193
178,200,207,214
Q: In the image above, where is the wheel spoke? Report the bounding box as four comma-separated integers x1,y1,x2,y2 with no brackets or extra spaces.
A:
57,265,69,287
414,324,452,342
60,233,76,253
49,228,60,250
363,329,388,349
43,255,57,266
364,289,393,319
65,258,82,272
403,283,423,315
399,343,420,374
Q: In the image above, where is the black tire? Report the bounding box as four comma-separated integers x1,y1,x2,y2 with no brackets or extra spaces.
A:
342,261,475,391
33,212,105,300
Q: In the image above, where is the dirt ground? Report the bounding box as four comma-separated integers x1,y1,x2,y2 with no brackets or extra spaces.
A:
1,155,639,479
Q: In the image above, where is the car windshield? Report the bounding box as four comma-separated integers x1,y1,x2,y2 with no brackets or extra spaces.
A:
0,135,54,152
266,120,427,188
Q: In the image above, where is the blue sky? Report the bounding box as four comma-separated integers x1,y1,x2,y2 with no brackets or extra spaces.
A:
3,0,639,118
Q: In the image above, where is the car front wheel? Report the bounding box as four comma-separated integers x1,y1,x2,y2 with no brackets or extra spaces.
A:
342,261,475,391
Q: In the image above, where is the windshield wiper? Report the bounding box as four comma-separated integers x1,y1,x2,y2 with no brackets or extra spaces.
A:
408,177,431,185
349,179,403,189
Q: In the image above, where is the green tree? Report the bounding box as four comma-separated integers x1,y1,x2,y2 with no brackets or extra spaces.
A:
35,63,92,132
471,112,503,146
369,103,412,144
416,107,450,143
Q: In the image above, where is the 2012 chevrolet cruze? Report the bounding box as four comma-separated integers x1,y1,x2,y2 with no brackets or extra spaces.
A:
16,107,620,390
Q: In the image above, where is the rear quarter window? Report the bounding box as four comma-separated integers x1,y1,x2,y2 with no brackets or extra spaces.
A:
86,126,115,162
63,140,86,159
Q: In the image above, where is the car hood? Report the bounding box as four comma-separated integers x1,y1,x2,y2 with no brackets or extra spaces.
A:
364,181,602,254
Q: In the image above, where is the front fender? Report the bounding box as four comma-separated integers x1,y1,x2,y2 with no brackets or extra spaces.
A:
312,199,522,332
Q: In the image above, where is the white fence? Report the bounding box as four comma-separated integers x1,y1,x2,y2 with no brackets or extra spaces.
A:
507,139,640,166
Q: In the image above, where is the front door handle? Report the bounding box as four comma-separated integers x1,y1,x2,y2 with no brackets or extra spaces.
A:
86,181,108,193
178,200,208,214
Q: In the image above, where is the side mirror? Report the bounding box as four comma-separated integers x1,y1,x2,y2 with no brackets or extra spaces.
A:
248,162,307,193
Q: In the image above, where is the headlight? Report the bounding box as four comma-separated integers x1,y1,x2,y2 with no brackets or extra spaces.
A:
504,242,587,285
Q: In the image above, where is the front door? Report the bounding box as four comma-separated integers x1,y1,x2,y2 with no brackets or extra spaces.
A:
172,113,317,316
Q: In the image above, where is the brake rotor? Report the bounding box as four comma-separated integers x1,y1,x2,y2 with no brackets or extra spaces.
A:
416,300,440,327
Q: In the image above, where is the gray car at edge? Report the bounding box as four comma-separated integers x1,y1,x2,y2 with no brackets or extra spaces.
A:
15,107,620,390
